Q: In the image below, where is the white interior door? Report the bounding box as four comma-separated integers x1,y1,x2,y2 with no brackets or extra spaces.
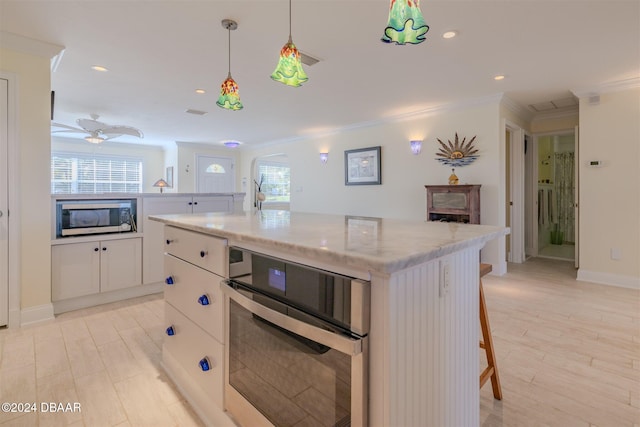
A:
507,124,525,263
196,155,235,193
1,78,10,326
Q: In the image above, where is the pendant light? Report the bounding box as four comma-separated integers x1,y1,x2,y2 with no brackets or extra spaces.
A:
217,19,243,111
271,0,308,87
381,0,429,45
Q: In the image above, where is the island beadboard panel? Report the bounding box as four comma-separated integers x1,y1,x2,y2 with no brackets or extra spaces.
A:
369,245,481,427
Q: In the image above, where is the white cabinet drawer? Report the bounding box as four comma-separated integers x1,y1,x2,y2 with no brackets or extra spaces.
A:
164,226,227,276
163,303,224,408
164,254,224,342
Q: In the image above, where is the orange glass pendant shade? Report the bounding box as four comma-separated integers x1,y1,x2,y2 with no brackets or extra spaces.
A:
271,37,308,87
216,73,243,111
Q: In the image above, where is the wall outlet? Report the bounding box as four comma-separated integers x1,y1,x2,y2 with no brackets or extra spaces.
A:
439,260,450,298
610,248,622,260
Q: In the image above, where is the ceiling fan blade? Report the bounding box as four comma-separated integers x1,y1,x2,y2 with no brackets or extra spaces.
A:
51,122,86,132
77,118,108,132
102,126,144,139
52,129,88,134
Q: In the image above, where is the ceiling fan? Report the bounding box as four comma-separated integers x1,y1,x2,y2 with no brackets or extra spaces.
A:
51,114,144,144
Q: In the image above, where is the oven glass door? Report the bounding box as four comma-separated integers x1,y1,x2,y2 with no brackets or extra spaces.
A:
226,284,364,427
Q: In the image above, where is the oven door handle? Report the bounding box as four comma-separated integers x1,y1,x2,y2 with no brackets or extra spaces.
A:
221,281,363,356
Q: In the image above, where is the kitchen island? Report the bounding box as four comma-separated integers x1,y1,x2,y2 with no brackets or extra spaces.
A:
151,210,508,427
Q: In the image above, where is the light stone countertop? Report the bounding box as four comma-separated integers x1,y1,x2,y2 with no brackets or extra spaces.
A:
150,210,509,275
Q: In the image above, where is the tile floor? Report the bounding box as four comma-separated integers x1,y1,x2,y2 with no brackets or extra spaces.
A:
0,295,204,427
1,258,638,426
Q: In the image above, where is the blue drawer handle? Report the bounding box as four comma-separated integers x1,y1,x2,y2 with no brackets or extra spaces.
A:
199,357,210,372
165,276,174,285
165,326,175,336
198,294,210,306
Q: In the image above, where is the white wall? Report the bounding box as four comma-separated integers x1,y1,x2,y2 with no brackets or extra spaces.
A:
577,88,640,287
241,100,507,271
52,137,166,193
1,47,54,312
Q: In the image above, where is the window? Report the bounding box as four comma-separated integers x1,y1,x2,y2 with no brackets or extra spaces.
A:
51,152,143,194
205,163,226,173
257,161,290,203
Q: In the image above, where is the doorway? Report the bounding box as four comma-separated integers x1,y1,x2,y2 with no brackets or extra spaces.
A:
195,155,235,193
533,131,576,261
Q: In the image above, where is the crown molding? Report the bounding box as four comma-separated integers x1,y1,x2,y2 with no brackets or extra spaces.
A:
530,107,578,123
0,31,64,59
572,77,640,99
259,93,506,148
500,94,535,123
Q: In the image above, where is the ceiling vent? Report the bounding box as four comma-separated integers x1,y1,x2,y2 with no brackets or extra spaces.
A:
529,97,578,112
185,109,208,116
300,51,320,66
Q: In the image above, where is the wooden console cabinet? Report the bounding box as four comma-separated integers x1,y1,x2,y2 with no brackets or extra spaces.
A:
425,184,481,224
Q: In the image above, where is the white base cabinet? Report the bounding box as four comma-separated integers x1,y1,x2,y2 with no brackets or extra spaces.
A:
142,194,238,285
161,226,234,425
52,237,142,301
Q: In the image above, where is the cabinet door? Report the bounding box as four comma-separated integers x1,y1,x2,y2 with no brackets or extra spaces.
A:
192,196,232,213
142,196,193,284
52,242,100,301
100,238,142,293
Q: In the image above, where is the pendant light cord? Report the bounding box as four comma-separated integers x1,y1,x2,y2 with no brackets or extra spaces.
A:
227,26,231,76
289,0,292,38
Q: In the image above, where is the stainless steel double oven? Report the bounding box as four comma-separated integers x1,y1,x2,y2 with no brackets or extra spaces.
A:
222,247,370,427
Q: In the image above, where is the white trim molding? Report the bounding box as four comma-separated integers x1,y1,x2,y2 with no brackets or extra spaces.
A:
20,303,55,326
0,31,64,59
1,71,21,328
572,77,640,99
577,269,640,290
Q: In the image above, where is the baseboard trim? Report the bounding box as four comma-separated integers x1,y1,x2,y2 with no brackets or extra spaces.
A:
577,269,640,289
20,303,55,326
52,282,164,315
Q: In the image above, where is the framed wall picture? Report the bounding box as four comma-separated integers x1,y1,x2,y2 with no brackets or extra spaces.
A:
166,166,174,188
344,146,381,185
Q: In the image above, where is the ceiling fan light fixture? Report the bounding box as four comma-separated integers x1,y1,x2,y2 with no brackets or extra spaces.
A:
271,0,308,87
381,0,429,45
85,135,105,144
217,19,243,111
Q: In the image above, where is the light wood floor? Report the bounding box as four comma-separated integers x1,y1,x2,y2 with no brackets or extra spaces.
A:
480,258,639,427
0,258,638,426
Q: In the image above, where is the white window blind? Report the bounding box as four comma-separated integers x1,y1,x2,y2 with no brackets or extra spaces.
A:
257,161,290,203
51,152,143,194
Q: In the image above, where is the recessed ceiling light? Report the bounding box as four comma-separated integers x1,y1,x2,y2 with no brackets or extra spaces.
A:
91,65,108,72
494,75,506,81
195,89,206,94
442,31,457,39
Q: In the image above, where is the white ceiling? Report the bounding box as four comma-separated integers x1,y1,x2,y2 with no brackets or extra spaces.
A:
2,1,639,149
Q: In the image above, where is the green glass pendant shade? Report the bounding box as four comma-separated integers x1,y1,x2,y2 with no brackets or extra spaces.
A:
216,73,243,111
381,0,429,45
271,37,308,87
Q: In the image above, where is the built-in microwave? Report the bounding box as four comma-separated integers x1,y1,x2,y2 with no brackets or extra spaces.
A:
56,199,137,237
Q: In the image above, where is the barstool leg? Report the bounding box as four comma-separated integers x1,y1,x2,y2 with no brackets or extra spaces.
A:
479,266,502,400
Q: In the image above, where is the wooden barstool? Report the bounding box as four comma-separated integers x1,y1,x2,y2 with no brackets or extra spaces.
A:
479,263,502,400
